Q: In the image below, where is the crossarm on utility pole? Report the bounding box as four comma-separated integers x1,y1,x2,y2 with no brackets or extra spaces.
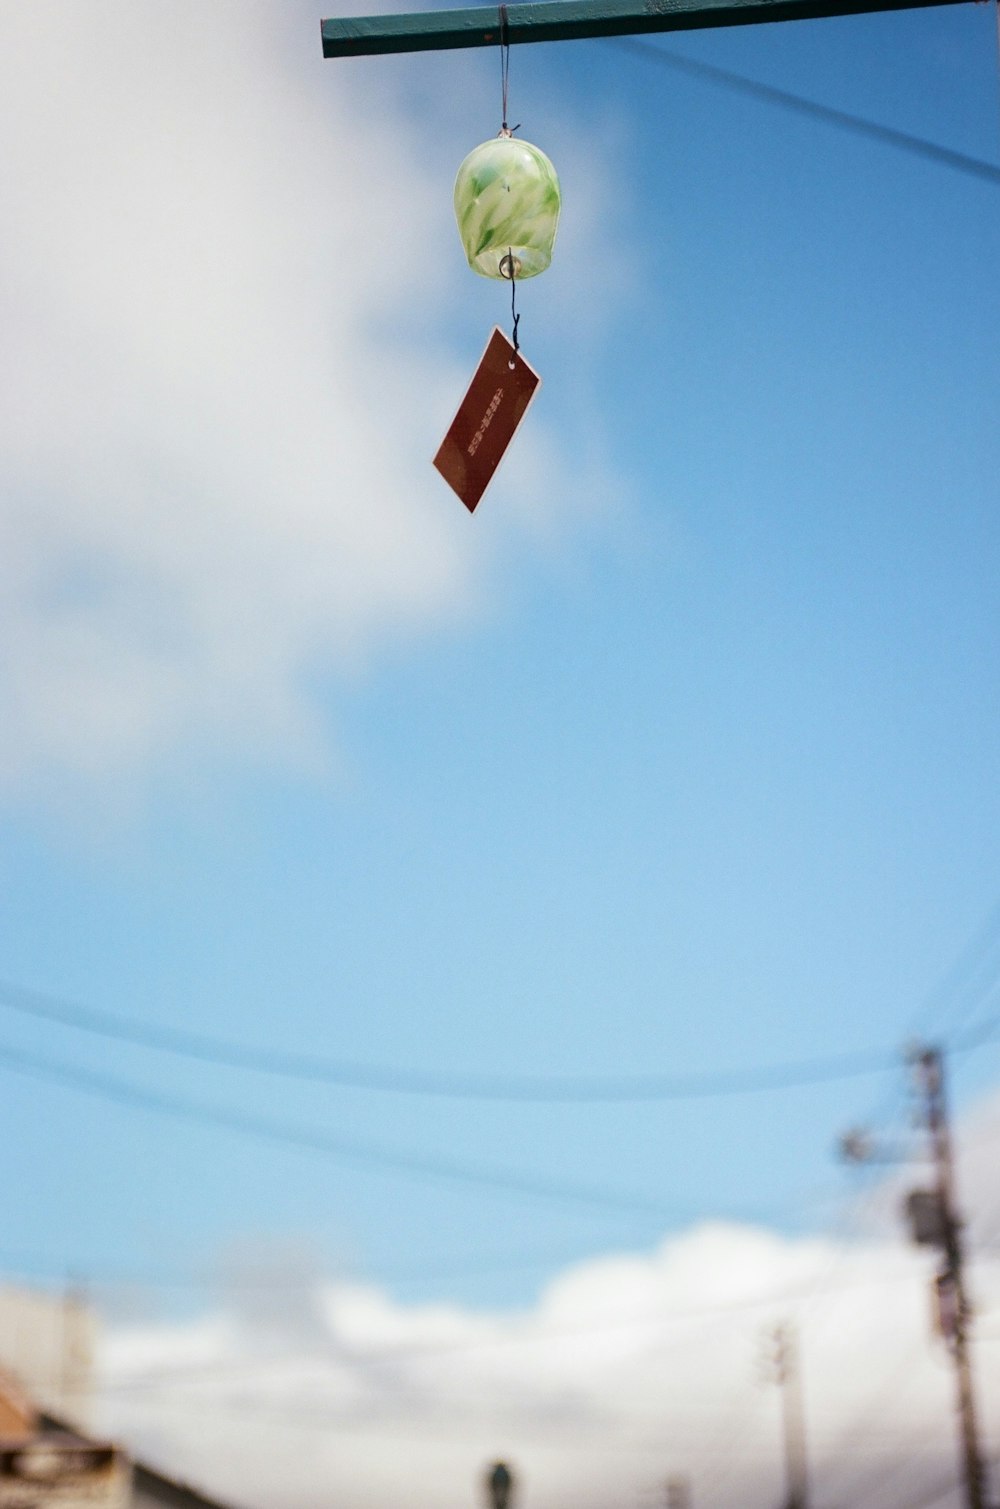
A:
321,0,968,57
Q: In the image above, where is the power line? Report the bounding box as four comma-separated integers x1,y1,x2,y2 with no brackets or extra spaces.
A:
9,1201,960,1296
5,977,1000,1102
694,1128,929,1508
95,1387,760,1455
610,38,1000,187
101,1383,973,1467
0,1241,617,1293
0,1039,688,1219
828,1450,956,1509
5,893,1000,1103
912,901,1000,1047
809,923,1000,1509
664,911,1000,1509
884,1469,961,1509
93,1264,925,1393
812,1335,932,1505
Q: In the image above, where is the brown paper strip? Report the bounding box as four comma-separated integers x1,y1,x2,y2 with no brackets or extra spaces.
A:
434,327,541,514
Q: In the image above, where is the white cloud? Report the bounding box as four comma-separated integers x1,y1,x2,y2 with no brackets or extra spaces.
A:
95,1109,1000,1509
0,3,629,805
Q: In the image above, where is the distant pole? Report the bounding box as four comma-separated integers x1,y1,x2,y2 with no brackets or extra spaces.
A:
666,1474,691,1509
910,1046,987,1509
486,1461,515,1509
60,1274,84,1423
767,1322,809,1509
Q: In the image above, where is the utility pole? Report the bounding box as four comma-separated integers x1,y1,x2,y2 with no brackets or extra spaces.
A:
60,1273,89,1427
906,1045,988,1509
666,1475,691,1509
764,1321,809,1509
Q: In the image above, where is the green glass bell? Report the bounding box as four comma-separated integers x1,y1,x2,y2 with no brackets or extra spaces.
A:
453,132,561,280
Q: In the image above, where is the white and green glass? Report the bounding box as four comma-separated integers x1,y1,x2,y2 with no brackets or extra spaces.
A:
453,133,561,280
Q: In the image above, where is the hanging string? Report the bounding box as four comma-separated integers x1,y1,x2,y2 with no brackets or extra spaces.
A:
498,8,520,357
499,4,511,133
498,6,520,134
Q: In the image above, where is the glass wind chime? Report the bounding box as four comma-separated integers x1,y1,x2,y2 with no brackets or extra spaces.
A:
433,8,561,514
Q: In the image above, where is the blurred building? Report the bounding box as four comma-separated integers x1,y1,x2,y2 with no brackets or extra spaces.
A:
40,1412,245,1509
0,1374,128,1509
0,1286,93,1431
0,1287,244,1509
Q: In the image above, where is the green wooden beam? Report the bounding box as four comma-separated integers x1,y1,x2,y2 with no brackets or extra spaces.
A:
321,0,968,56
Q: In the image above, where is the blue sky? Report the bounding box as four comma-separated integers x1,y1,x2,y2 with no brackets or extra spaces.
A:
1,2,999,1503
